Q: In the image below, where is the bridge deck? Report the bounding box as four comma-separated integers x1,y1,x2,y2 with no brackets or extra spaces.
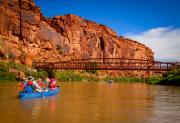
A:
33,58,180,71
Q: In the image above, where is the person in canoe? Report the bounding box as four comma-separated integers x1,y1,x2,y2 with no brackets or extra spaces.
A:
37,78,49,92
49,78,57,91
43,77,50,88
37,78,45,88
23,76,42,92
19,78,28,91
18,71,26,82
19,76,58,93
23,77,34,93
30,76,44,92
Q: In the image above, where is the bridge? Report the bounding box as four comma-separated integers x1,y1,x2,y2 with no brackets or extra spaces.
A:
33,58,180,71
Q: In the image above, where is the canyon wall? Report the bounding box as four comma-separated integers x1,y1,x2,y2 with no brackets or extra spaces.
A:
0,0,154,76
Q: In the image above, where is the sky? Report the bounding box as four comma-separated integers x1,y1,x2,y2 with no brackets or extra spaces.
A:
35,0,180,61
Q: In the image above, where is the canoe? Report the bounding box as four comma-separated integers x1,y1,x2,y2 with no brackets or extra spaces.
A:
19,86,60,99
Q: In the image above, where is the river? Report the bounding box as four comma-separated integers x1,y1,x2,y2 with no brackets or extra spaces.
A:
0,82,180,123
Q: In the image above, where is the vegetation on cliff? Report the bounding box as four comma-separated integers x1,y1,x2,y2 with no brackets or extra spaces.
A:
0,61,48,82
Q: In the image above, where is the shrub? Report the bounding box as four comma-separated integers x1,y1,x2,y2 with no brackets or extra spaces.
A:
0,61,9,72
56,70,82,81
32,70,49,79
103,77,144,82
0,72,17,82
55,70,100,82
5,61,33,76
147,69,180,85
158,69,180,85
0,61,37,82
8,52,16,60
147,76,162,84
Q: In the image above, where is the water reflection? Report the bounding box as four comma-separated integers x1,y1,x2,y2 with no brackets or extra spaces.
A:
0,82,180,123
19,96,58,119
58,82,155,123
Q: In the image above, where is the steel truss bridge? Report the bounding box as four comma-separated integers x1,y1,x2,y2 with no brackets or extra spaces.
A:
33,58,180,71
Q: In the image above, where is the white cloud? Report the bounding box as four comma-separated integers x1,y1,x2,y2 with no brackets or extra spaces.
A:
126,27,180,62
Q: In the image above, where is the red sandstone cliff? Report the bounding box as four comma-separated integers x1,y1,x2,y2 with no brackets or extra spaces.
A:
0,0,154,67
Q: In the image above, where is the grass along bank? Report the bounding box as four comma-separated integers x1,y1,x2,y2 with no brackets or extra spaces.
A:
0,61,48,82
147,69,180,85
54,70,146,82
0,61,180,85
55,70,100,82
0,61,146,83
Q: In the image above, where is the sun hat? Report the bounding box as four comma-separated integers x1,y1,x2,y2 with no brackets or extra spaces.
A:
28,76,35,81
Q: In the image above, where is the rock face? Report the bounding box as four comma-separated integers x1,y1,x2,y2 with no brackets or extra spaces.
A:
0,0,154,76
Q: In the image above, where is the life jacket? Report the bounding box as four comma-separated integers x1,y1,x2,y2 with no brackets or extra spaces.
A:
49,83,56,88
24,86,34,93
49,79,56,89
50,79,56,84
19,83,26,91
38,81,45,88
27,81,33,86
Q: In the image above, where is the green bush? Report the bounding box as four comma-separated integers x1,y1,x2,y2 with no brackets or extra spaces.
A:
56,70,83,81
0,61,45,82
55,70,99,82
147,69,180,85
158,69,180,85
32,70,49,79
0,62,9,72
5,61,34,77
0,72,17,81
147,76,162,84
103,77,144,82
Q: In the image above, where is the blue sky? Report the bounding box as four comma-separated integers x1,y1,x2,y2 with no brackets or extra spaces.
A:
35,0,180,61
35,0,180,35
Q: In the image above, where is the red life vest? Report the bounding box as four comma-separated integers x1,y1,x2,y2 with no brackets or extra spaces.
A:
49,83,56,88
19,83,26,91
38,82,45,88
27,81,33,86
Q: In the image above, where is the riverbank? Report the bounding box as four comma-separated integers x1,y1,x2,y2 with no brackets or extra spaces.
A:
0,61,48,82
0,61,145,82
147,69,180,85
55,70,146,82
0,61,179,85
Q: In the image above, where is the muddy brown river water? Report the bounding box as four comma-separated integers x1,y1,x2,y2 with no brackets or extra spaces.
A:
0,82,180,123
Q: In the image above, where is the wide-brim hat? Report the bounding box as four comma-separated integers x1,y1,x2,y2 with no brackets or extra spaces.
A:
28,76,35,81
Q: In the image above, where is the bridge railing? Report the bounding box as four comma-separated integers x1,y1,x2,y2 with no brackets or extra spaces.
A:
33,58,179,71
